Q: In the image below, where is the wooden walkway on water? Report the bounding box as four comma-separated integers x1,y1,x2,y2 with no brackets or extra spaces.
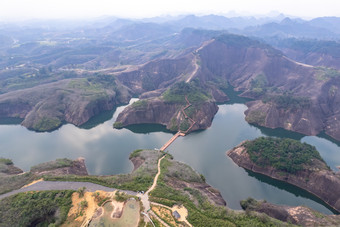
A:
159,96,196,152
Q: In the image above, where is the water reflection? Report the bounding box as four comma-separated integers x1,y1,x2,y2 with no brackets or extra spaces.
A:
124,124,171,134
0,100,339,214
246,170,339,214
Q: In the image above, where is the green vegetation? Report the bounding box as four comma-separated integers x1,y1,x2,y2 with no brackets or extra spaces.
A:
31,158,73,172
150,154,286,227
113,121,123,129
169,117,179,131
329,85,338,96
216,34,262,48
244,137,328,173
43,150,161,192
115,190,130,202
131,99,148,109
162,80,210,104
216,34,280,56
277,38,340,58
0,173,35,195
67,78,102,92
129,149,144,158
250,74,268,97
77,187,86,198
0,158,13,165
316,67,340,80
87,74,116,89
142,73,157,91
179,119,191,132
32,116,63,132
245,110,267,125
263,94,311,110
0,190,73,227
240,197,259,211
80,200,88,209
0,158,17,174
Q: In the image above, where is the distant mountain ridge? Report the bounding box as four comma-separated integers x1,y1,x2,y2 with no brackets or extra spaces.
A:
0,16,340,140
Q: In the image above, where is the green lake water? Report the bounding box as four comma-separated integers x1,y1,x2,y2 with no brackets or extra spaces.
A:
0,99,339,214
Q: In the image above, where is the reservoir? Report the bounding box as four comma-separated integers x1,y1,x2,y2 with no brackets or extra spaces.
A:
0,99,339,214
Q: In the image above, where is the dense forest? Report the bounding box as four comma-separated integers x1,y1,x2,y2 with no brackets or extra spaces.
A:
244,137,327,173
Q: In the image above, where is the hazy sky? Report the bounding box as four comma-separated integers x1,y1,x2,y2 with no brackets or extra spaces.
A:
1,0,340,21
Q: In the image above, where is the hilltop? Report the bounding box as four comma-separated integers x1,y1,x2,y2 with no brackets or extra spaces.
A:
227,137,340,212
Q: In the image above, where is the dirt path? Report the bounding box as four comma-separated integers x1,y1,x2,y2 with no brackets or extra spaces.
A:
139,154,166,214
186,39,215,83
147,155,165,194
145,160,193,227
186,54,199,83
283,56,313,68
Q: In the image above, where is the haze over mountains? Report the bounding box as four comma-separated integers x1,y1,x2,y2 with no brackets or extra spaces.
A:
0,14,340,141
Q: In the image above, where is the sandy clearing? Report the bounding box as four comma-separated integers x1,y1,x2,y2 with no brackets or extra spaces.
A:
171,205,192,227
68,190,112,224
111,200,125,218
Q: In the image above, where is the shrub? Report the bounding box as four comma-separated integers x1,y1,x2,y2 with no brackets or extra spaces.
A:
113,121,123,129
0,158,13,165
77,187,86,198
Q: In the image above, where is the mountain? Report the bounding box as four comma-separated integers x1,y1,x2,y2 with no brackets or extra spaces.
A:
0,17,340,141
264,37,340,70
241,17,338,39
112,32,340,141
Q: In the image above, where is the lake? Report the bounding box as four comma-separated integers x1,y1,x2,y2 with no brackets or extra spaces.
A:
0,99,339,214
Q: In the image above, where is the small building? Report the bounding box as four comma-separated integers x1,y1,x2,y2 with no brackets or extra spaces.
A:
172,210,181,219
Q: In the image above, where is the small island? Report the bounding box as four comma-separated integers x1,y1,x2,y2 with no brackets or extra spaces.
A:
227,137,340,213
114,80,219,133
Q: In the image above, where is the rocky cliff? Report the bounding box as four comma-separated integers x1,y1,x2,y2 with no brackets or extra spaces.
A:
194,35,340,141
114,33,340,140
241,198,340,226
31,158,88,176
0,160,23,175
0,78,130,131
227,142,340,212
114,97,218,132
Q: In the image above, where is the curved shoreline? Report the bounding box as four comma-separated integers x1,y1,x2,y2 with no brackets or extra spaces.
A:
227,142,340,213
